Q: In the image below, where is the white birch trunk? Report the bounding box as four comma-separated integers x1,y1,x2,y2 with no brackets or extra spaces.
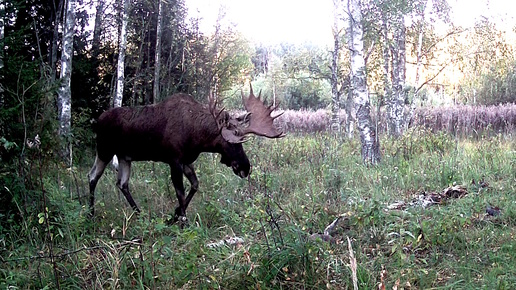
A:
57,0,75,164
153,0,163,103
343,5,355,139
388,13,406,137
330,0,341,133
414,19,424,90
381,12,391,110
114,0,129,108
112,0,129,169
345,89,355,139
347,0,380,164
0,0,4,108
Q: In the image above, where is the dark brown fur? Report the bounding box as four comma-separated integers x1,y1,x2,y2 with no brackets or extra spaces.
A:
88,93,250,221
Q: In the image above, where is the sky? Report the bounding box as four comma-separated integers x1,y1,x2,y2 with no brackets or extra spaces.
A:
449,0,516,28
185,0,516,46
186,0,334,45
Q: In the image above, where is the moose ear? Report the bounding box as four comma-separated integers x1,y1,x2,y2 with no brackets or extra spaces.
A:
215,111,230,128
221,127,246,143
236,112,251,125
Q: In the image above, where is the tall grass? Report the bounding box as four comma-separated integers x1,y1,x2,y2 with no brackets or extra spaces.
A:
274,104,516,137
1,129,515,289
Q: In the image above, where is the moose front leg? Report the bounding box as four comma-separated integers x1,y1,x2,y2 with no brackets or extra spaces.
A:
170,163,187,222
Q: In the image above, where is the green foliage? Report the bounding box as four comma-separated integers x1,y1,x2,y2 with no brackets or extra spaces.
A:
243,43,334,111
385,126,456,161
475,62,516,105
456,19,516,105
283,75,332,110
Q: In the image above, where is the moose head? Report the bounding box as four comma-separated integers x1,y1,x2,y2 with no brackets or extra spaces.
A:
210,85,284,176
88,84,284,222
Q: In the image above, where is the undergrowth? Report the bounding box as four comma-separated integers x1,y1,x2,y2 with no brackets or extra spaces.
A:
1,129,515,289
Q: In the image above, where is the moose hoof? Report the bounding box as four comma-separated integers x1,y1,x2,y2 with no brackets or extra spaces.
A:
172,215,188,228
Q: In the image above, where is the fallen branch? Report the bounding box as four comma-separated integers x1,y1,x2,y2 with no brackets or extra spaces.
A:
386,185,468,211
347,236,358,290
206,236,244,249
309,212,351,243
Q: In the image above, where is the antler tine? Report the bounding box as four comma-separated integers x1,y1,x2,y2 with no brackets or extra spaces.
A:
268,102,283,118
241,84,284,138
208,91,228,134
208,91,217,111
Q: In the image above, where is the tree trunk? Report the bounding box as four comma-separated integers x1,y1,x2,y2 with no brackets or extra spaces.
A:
345,87,355,139
347,0,380,165
57,0,75,165
0,0,4,110
388,13,406,137
381,11,391,115
330,0,341,132
153,0,163,103
343,5,354,139
131,24,146,106
50,0,64,83
164,22,178,97
144,23,153,105
114,0,130,108
91,0,104,59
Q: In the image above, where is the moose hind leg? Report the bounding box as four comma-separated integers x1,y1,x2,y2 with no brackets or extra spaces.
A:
116,158,140,213
88,155,109,217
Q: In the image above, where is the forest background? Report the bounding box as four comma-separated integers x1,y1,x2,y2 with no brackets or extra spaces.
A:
0,0,515,288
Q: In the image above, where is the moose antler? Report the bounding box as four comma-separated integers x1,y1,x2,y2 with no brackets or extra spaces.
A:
208,91,225,122
209,85,284,143
240,84,284,138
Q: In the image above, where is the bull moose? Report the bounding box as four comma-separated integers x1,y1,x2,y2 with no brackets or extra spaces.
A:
88,85,284,222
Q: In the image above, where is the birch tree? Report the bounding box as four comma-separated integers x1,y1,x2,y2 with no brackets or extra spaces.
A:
114,0,130,108
375,0,408,137
380,10,391,118
388,12,406,137
344,17,355,140
377,0,451,135
330,0,342,132
57,0,75,164
50,0,64,83
0,0,4,109
153,0,163,102
346,0,381,164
